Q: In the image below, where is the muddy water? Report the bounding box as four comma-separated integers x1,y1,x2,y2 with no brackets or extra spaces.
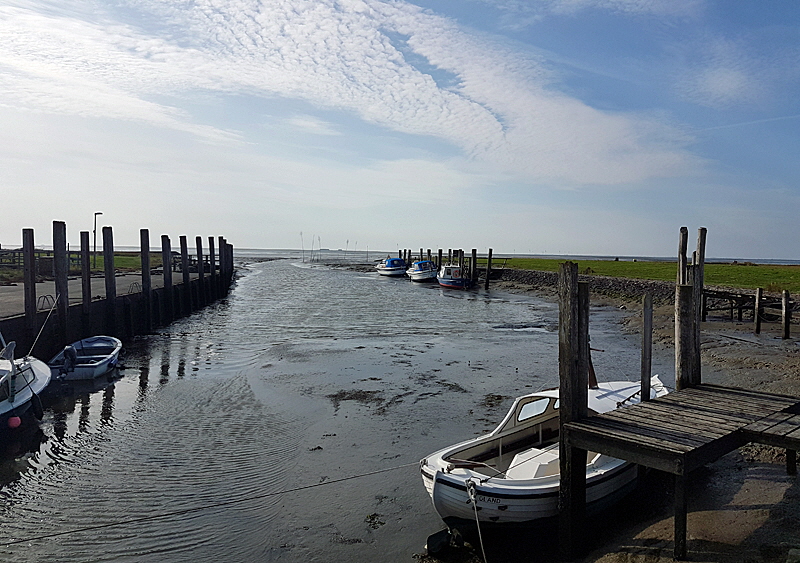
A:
0,259,674,562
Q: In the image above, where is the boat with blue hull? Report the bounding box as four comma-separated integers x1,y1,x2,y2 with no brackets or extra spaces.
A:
1,342,50,428
49,336,122,381
437,265,474,289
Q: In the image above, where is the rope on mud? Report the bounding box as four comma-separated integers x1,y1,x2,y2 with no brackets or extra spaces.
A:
1,461,418,547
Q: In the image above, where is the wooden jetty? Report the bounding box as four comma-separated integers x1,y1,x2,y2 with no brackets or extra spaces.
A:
0,222,235,359
557,227,800,561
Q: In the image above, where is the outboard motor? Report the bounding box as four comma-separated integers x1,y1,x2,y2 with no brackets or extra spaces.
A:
62,345,77,374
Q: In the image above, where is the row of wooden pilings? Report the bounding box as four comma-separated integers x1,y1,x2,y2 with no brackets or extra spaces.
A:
2,222,234,359
398,247,495,289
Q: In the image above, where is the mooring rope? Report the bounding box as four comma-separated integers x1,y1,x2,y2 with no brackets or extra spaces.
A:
466,479,489,563
1,460,418,547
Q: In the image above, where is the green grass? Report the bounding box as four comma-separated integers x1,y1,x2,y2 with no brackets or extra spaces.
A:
503,258,800,294
0,252,164,284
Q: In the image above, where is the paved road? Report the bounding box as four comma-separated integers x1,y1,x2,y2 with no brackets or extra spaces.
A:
0,272,199,318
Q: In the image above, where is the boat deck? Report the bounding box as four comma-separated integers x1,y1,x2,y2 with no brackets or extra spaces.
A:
562,383,800,559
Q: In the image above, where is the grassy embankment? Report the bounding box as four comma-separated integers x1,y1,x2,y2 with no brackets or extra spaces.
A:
504,257,800,294
0,252,163,285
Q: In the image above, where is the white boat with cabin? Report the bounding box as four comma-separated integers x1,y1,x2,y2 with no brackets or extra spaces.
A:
1,342,50,427
420,376,667,528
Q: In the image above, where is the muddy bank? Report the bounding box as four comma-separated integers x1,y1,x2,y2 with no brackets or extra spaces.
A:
416,269,800,563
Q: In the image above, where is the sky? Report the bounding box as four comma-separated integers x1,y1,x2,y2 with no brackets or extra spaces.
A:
1,0,799,259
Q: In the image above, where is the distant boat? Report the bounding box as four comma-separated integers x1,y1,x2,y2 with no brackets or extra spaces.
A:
1,342,50,427
375,257,407,277
407,260,438,282
49,336,122,381
437,264,474,289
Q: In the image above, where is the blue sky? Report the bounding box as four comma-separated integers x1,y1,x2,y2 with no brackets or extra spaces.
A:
1,0,799,259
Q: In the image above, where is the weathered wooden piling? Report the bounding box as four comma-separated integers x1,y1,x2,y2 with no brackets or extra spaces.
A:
558,262,589,561
208,236,217,301
103,226,116,335
754,287,763,335
783,290,791,340
180,235,191,315
484,248,493,290
162,235,174,324
437,249,443,269
53,221,69,340
80,231,91,320
641,292,653,401
140,229,152,333
196,236,205,308
23,228,36,343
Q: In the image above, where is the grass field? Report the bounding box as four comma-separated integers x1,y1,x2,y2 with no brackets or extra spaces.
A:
503,257,800,293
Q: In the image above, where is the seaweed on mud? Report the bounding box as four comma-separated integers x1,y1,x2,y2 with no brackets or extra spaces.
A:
436,380,468,393
373,391,414,415
326,389,384,410
480,393,508,408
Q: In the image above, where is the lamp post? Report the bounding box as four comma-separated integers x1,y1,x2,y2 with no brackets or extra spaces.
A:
93,211,103,268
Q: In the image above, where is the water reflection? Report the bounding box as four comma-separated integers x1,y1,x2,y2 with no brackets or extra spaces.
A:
0,419,46,488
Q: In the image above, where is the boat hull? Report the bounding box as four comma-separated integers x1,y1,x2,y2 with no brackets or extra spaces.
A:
49,336,122,381
437,277,474,289
1,357,51,420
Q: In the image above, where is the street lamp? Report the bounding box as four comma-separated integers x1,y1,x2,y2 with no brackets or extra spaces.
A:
93,211,103,268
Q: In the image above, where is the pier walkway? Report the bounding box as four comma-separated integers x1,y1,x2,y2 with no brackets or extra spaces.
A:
563,383,800,560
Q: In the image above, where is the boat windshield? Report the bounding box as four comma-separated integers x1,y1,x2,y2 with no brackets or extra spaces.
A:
518,397,550,422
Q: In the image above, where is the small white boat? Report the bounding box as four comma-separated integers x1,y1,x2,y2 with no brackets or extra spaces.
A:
49,336,122,381
1,342,51,427
407,260,438,282
420,376,667,528
375,257,407,277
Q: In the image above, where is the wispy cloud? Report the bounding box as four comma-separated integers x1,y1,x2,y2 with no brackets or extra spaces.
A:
0,0,699,187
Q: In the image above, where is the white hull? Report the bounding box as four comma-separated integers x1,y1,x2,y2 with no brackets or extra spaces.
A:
1,355,51,418
420,377,667,526
376,267,407,276
49,336,122,381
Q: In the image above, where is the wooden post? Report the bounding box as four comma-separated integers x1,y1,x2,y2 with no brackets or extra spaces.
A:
140,229,152,333
80,231,91,318
641,292,653,401
427,249,432,261
754,288,763,335
180,235,191,314
53,220,69,340
677,227,688,285
558,262,588,561
782,290,791,340
161,235,173,323
484,248,493,290
218,236,226,294
692,228,706,386
675,284,693,391
419,248,423,262
102,226,116,335
208,236,217,301
674,473,688,560
437,249,443,269
23,228,37,344
471,249,478,283
448,249,452,264
196,236,205,308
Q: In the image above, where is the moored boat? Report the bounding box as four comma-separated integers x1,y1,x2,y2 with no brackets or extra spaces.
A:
375,257,407,277
407,260,438,282
1,342,50,428
437,264,474,289
420,376,667,529
49,336,122,381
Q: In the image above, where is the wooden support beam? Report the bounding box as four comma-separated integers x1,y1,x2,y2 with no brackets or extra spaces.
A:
140,229,152,333
484,248,493,290
677,226,688,285
180,235,191,314
208,236,217,301
161,235,173,324
53,220,69,340
558,262,588,561
103,226,116,335
23,228,36,344
641,292,653,401
676,284,693,391
196,236,205,308
782,290,791,340
471,249,478,283
674,473,688,560
437,248,442,269
80,231,91,318
754,287,763,335
692,228,706,385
